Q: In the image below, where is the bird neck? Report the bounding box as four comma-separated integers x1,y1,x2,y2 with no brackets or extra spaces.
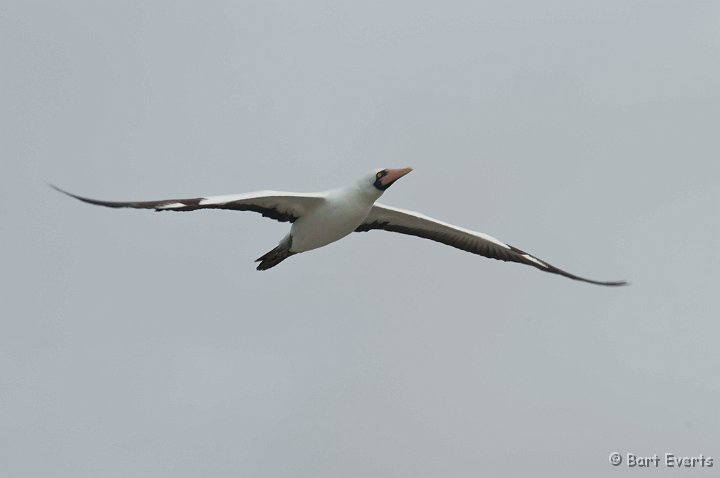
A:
327,181,382,205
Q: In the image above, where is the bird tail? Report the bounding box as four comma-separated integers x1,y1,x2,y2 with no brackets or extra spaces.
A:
255,244,295,271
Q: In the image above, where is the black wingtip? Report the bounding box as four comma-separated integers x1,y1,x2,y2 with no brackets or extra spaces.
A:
602,280,630,287
48,183,141,209
576,277,629,287
49,183,90,201
48,183,69,195
48,183,97,205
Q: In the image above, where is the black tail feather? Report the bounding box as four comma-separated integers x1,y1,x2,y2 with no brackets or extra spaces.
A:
255,245,295,270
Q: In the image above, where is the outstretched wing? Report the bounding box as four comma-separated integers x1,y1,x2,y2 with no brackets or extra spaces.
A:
50,184,325,223
356,203,627,286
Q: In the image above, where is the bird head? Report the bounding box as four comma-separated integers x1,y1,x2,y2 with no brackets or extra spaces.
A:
371,167,413,191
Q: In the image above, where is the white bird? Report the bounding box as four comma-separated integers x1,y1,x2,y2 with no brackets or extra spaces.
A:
51,168,627,286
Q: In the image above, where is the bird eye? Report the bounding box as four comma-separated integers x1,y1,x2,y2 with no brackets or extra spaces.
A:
376,171,383,179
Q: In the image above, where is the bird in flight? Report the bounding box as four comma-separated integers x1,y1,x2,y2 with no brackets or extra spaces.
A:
51,168,626,286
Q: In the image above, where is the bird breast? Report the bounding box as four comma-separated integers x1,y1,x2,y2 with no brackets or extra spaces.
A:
289,189,376,252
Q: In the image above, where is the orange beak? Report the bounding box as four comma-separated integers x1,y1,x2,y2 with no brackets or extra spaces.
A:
380,167,413,187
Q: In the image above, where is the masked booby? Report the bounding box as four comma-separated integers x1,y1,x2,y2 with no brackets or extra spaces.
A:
51,168,627,285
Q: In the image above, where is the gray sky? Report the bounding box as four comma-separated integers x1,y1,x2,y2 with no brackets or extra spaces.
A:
2,1,719,476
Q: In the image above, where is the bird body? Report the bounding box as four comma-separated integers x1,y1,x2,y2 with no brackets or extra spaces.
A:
51,168,627,286
290,179,381,253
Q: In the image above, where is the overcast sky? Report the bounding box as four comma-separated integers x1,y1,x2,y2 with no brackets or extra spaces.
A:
2,1,719,477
